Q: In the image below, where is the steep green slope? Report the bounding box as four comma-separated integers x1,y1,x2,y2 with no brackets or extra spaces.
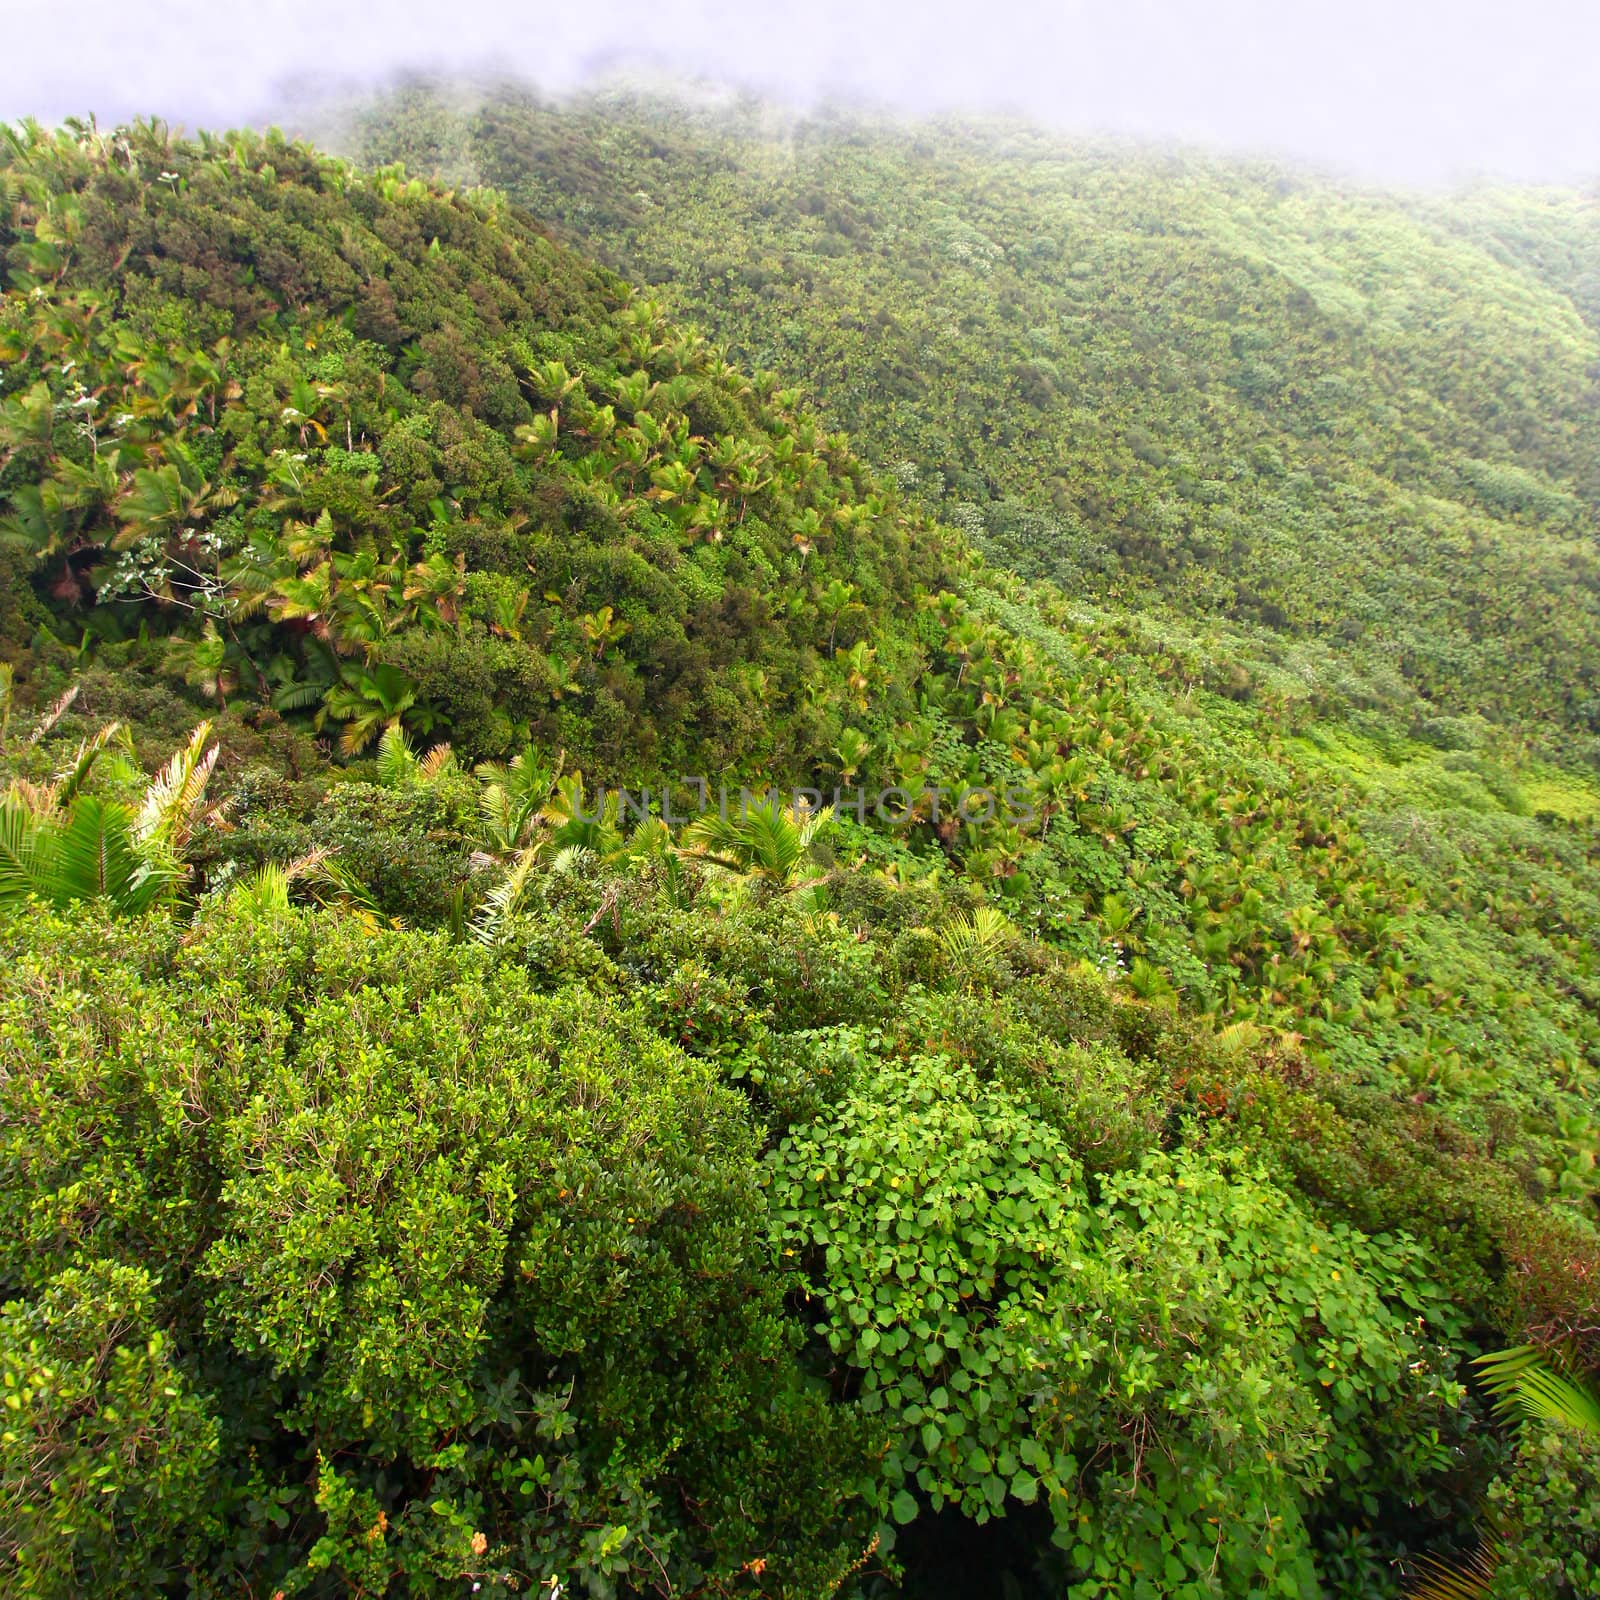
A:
342,83,1600,749
0,116,944,780
3,114,1597,1200
2,116,1599,1599
1427,182,1600,336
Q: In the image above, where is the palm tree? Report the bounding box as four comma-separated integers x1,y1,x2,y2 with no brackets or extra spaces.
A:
135,721,220,859
832,727,873,786
474,745,563,855
0,721,218,915
680,800,833,888
163,620,239,705
319,663,428,756
220,847,390,930
939,905,1016,991
819,579,857,654
115,439,238,548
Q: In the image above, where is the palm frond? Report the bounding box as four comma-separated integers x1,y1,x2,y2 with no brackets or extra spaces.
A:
227,862,293,917
417,742,457,782
1475,1345,1600,1433
135,721,217,856
4,777,62,820
218,845,337,920
471,847,539,946
939,905,1015,962
54,720,122,806
375,723,419,787
53,797,177,914
0,801,48,905
26,684,79,745
304,854,391,930
679,801,832,886
271,677,330,712
548,844,597,878
1405,1538,1501,1600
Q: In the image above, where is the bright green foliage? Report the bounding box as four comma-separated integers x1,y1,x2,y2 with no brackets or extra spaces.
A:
0,1262,221,1597
0,907,878,1596
771,1065,1464,1596
768,1054,1090,1524
1030,1147,1463,1597
1483,1424,1600,1598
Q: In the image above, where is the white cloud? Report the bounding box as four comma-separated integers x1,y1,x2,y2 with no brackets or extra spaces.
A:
4,0,1599,185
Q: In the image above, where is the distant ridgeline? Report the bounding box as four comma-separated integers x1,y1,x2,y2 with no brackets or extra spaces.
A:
1,116,1598,1600
340,81,1600,754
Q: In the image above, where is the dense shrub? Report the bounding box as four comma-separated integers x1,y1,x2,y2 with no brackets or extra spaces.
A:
0,907,879,1597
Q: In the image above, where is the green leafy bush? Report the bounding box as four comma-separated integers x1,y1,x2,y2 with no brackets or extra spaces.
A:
0,906,879,1596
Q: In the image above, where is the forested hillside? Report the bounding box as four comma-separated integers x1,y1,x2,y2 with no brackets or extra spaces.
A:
0,110,1597,1599
343,83,1600,750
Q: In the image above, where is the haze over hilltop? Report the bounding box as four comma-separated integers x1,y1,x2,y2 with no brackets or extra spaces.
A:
6,0,1600,186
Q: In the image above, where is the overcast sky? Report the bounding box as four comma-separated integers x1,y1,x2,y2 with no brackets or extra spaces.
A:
4,0,1599,187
